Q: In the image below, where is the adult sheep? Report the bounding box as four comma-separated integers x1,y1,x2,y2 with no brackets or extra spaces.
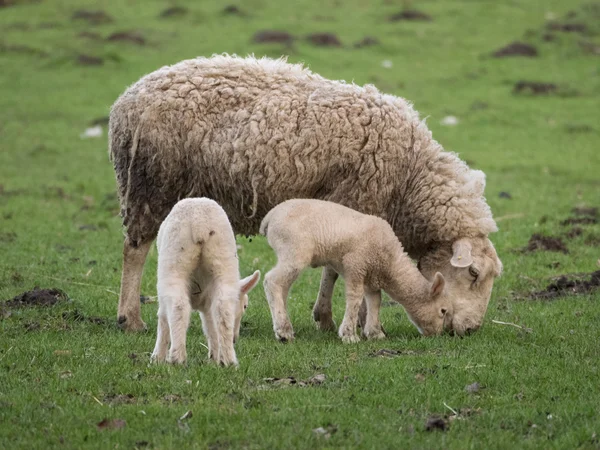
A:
109,54,502,335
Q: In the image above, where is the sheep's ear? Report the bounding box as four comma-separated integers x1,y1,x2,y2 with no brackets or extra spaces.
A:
450,239,473,268
431,272,445,298
240,270,260,295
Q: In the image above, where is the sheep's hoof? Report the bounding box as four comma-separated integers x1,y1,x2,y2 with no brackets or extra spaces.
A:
150,353,166,364
363,328,386,340
275,325,294,343
117,315,147,333
340,333,360,344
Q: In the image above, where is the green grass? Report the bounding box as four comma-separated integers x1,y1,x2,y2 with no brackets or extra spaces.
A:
1,0,600,448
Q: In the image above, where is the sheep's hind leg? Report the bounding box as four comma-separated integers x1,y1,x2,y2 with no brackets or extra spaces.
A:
362,289,386,340
163,281,192,364
117,237,153,332
312,266,338,332
264,263,303,342
338,278,365,344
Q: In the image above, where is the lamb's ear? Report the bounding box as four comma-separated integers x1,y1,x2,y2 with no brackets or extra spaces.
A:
240,270,261,295
431,272,445,298
450,239,473,268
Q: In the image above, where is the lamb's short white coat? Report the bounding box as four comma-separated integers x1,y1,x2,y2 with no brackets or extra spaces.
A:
151,198,260,366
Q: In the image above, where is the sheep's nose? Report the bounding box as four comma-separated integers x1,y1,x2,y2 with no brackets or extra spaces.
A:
465,324,480,335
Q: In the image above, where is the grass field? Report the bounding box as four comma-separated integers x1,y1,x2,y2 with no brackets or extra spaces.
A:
1,0,600,448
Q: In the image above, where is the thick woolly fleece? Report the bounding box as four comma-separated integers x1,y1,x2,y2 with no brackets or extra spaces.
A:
109,54,497,257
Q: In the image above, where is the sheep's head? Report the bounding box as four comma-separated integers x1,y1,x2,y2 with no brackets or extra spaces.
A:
233,270,260,343
405,272,452,336
418,237,502,336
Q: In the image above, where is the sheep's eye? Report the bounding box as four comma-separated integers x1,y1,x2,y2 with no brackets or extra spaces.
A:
468,266,479,278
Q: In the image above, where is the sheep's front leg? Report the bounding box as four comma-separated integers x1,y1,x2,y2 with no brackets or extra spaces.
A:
362,289,386,340
338,278,365,344
264,263,302,342
117,237,153,332
312,266,338,332
199,309,219,362
150,303,170,363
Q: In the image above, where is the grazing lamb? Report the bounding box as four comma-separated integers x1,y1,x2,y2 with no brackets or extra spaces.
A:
150,197,260,366
109,54,502,336
260,199,451,342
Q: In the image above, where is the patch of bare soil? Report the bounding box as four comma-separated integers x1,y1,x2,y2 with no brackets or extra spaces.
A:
252,30,294,45
306,32,342,47
523,234,569,254
547,22,587,33
71,10,113,25
513,81,557,95
425,415,448,431
528,271,600,300
159,6,188,18
62,309,108,325
389,10,432,21
354,36,379,48
223,5,244,15
492,41,538,57
76,54,103,66
262,374,326,388
106,31,145,45
4,288,68,308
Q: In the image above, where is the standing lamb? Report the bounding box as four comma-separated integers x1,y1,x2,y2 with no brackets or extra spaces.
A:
109,54,502,336
150,197,260,366
260,199,451,342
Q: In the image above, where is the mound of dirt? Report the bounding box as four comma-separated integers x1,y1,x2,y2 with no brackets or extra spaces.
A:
76,54,103,66
513,81,557,95
306,32,342,47
492,41,538,57
354,36,380,48
71,9,113,25
389,10,432,21
252,30,294,45
529,271,600,300
159,6,188,18
106,31,145,45
547,22,587,33
523,234,569,254
4,288,68,308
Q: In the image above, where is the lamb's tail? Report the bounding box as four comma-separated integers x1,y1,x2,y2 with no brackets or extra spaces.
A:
259,209,274,236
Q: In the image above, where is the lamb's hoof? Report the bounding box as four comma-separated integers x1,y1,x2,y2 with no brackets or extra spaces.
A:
167,350,187,365
117,315,147,332
340,333,360,344
363,328,386,340
275,324,294,343
218,357,239,367
317,318,337,332
150,353,166,364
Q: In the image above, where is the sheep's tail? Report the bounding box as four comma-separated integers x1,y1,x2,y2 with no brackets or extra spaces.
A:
259,209,274,236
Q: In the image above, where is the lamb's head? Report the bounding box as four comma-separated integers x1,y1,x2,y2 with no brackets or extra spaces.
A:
418,237,502,336
405,272,453,336
233,270,261,343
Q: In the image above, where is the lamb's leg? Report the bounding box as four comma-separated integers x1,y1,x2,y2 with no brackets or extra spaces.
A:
362,289,386,340
264,263,303,342
357,298,368,330
163,281,192,364
312,266,338,332
117,237,153,332
214,292,238,366
338,279,365,344
199,310,219,362
150,303,170,363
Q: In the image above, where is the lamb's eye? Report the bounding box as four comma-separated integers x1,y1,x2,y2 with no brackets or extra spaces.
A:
469,266,479,278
